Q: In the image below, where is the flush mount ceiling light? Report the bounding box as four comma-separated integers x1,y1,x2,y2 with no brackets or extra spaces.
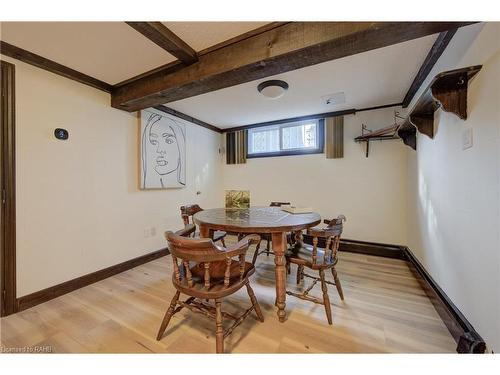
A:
257,80,289,99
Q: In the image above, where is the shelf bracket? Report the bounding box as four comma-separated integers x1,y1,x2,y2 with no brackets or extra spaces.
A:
399,65,482,150
431,79,469,120
397,123,417,150
409,113,434,138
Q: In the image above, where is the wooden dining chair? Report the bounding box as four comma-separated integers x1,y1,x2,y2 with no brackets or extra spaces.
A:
285,215,346,324
180,204,227,246
251,202,292,265
157,225,264,353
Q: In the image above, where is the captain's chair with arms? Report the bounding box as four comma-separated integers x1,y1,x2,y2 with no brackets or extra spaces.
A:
157,224,264,353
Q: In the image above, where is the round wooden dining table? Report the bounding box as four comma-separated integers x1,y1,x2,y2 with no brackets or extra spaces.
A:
193,206,321,322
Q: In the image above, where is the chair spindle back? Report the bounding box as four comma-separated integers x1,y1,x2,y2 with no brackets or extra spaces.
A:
166,226,256,290
307,215,346,266
180,204,204,226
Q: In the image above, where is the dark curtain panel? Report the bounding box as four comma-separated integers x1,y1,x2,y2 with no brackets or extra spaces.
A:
226,130,247,164
325,116,344,159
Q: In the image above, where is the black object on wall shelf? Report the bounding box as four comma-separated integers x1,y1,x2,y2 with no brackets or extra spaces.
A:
398,65,482,150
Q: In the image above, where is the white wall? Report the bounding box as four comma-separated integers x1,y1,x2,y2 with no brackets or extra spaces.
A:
223,107,408,245
1,55,223,297
406,23,500,352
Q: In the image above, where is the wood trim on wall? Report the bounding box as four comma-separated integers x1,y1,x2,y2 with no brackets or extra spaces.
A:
153,105,222,133
222,103,403,133
340,238,486,353
16,248,170,312
403,246,486,353
339,238,406,259
0,41,113,93
1,60,17,317
1,44,221,135
223,109,356,133
402,29,458,108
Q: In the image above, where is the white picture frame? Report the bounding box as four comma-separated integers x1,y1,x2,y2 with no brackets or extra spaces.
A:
140,109,186,189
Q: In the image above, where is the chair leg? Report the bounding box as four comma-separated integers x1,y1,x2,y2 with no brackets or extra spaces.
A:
266,239,270,256
156,290,180,340
319,270,332,325
286,261,291,275
331,267,344,301
251,240,261,265
215,299,224,353
220,237,226,247
246,282,264,322
296,265,304,285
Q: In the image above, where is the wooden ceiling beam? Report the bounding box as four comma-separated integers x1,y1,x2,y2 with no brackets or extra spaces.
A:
402,28,459,108
114,22,289,89
112,22,474,112
126,22,198,64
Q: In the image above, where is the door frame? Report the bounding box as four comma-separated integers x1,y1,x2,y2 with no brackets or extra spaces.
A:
1,60,17,316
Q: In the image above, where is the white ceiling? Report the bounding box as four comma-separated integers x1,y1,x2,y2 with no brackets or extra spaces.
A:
0,21,268,84
0,22,177,84
167,34,438,128
162,22,268,52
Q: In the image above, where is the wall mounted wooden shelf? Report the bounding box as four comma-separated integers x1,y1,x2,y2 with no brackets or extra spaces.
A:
397,65,482,150
354,123,400,157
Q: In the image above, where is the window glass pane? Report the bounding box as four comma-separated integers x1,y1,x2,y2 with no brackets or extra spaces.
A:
248,127,279,154
282,123,317,150
246,120,320,156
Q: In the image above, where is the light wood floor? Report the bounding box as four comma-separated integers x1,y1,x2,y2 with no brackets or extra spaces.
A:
0,240,457,353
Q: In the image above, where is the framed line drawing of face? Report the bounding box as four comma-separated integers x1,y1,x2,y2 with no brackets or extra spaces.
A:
140,109,186,189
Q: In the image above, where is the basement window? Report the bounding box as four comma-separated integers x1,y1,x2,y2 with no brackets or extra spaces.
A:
247,119,324,158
